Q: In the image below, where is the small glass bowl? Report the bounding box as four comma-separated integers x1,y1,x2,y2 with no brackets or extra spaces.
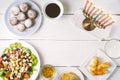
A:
41,64,57,80
105,39,120,59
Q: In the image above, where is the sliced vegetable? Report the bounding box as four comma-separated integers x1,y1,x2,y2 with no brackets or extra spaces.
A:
12,50,16,54
14,77,19,80
31,54,38,66
0,57,3,62
5,73,10,78
0,64,4,68
24,74,30,79
4,65,8,69
3,48,9,54
0,70,5,76
20,77,24,80
18,51,22,56
6,52,10,57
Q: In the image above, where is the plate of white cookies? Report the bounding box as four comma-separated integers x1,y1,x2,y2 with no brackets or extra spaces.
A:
5,0,42,36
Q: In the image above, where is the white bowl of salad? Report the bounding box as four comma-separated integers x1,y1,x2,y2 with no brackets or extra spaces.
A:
0,40,40,80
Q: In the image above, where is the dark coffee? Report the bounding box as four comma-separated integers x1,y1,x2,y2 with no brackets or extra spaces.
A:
45,3,60,18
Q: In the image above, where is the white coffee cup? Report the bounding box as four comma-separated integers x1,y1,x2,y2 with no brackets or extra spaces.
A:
43,0,64,19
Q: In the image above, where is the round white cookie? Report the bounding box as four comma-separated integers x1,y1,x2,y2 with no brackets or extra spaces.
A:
24,19,33,28
9,17,18,25
19,3,30,12
11,6,20,16
27,9,37,19
17,23,26,32
17,12,26,21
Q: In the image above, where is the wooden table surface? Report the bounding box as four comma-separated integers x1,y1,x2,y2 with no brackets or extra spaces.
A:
0,0,120,80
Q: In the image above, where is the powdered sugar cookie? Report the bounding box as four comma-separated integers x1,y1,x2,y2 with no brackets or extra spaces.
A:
19,3,30,12
9,17,18,25
11,6,20,16
27,9,37,19
24,19,33,28
17,12,26,21
17,23,26,32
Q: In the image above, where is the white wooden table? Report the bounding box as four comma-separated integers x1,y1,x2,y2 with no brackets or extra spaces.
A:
0,0,120,80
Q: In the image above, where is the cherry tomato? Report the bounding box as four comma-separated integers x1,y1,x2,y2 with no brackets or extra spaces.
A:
24,74,30,79
0,57,3,62
5,73,10,78
14,78,19,80
6,52,11,57
0,64,4,68
12,50,16,54
18,51,22,56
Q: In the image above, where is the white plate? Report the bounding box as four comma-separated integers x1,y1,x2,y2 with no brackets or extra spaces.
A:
105,40,120,58
0,40,41,80
55,67,84,80
79,49,117,80
4,0,42,36
71,9,113,40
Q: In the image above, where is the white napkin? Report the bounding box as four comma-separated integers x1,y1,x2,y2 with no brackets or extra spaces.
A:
71,9,112,40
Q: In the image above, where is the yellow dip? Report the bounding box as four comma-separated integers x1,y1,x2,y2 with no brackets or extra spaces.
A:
41,65,55,78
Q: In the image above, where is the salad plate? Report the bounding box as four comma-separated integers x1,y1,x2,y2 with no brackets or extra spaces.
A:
0,40,40,80
4,0,42,36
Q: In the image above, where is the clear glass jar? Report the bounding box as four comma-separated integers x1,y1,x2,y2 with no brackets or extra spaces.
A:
41,64,57,80
105,39,120,59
